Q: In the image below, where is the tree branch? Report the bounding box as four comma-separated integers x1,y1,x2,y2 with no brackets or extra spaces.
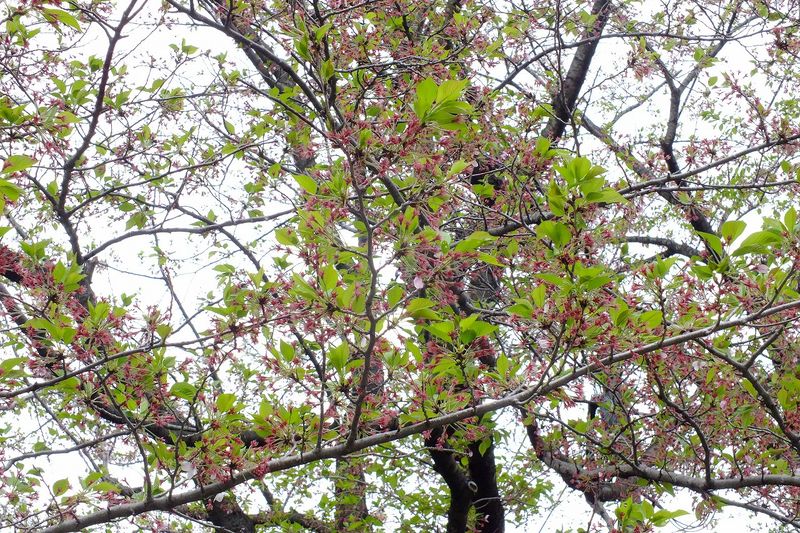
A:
542,0,613,141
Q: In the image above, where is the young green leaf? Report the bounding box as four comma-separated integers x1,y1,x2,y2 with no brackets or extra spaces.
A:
216,393,237,412
720,220,746,242
413,78,437,118
170,382,197,401
293,174,317,194
2,155,35,174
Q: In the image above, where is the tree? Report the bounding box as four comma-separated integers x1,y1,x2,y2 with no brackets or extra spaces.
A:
1,0,800,531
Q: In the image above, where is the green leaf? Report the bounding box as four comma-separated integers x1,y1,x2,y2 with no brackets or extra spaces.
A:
93,481,121,494
613,305,631,327
454,231,493,252
320,59,335,81
294,37,311,61
314,23,332,41
0,179,22,201
732,230,782,256
280,340,295,362
696,231,723,258
531,284,546,307
534,136,552,156
639,309,663,328
581,274,612,291
651,256,678,278
427,100,473,126
27,317,60,339
328,343,349,371
358,128,372,148
536,272,572,289
293,174,317,194
414,78,437,118
224,120,235,134
170,382,197,401
720,220,746,242
406,297,441,320
290,273,317,301
496,354,509,376
578,177,605,195
125,211,147,230
547,181,566,216
777,388,791,410
322,264,338,292
20,239,49,260
0,357,26,373
275,227,299,246
741,379,758,398
43,8,81,31
448,160,469,176
426,321,454,342
336,283,355,308
407,298,435,313
2,154,35,174
586,189,628,204
180,38,198,55
570,157,592,182
459,314,478,330
785,207,797,232
536,220,571,248
478,252,503,266
387,285,404,307
216,393,236,412
60,327,76,344
156,324,171,340
52,478,70,496
460,328,477,344
436,79,468,103
467,320,497,338
555,157,603,187
509,299,533,318
82,471,103,487
432,358,457,376
478,438,491,456
554,163,575,184
213,264,235,274
651,508,689,527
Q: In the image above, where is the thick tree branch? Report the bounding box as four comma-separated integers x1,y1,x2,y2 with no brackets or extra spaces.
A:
425,428,474,533
542,0,613,141
468,437,505,532
625,235,701,258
